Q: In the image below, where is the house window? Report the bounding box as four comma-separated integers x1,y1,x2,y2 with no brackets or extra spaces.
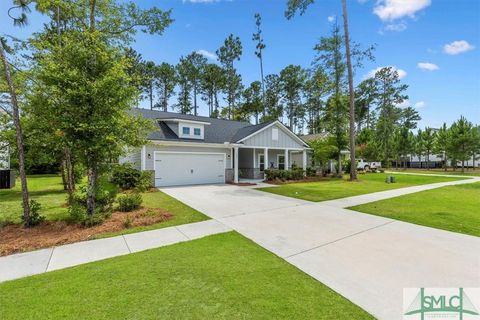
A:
182,127,190,135
278,155,285,170
194,128,201,136
259,154,265,172
272,128,279,141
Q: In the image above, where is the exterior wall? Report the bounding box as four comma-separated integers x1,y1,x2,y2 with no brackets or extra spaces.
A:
241,123,305,149
144,143,232,171
119,148,141,170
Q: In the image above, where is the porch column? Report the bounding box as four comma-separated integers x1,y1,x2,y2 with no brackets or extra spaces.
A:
234,146,239,184
264,148,269,170
284,149,289,170
302,149,307,176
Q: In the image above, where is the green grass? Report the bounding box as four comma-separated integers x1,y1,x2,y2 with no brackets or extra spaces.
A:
349,182,480,237
0,232,371,320
0,175,69,224
387,168,480,176
0,175,208,234
257,173,466,202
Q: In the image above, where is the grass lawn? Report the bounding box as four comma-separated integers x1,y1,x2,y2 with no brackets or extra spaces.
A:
349,182,480,237
0,232,371,320
0,175,208,232
257,173,466,202
387,168,480,176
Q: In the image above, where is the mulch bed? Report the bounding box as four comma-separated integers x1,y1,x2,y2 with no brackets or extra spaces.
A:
0,208,172,256
266,176,329,185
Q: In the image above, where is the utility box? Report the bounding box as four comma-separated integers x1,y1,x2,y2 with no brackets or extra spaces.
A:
0,170,15,189
385,176,396,184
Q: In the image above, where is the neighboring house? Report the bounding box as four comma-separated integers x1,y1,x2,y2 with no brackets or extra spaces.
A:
120,109,310,187
0,143,9,170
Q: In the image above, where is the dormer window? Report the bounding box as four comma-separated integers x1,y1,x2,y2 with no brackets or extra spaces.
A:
182,127,190,135
194,128,201,136
158,118,209,140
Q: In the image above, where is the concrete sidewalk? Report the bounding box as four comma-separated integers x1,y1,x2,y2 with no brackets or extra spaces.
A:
0,219,231,283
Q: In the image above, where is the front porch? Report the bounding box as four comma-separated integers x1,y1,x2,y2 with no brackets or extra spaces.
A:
232,147,308,183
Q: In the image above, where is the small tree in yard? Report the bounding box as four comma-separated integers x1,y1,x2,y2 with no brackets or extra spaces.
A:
449,116,475,173
434,123,450,171
30,0,172,218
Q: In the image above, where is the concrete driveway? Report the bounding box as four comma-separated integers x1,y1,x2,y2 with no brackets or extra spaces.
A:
162,183,480,320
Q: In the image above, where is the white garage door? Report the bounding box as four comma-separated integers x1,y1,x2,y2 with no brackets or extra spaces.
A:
154,152,226,187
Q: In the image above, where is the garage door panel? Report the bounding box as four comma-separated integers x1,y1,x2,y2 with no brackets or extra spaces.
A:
154,152,225,187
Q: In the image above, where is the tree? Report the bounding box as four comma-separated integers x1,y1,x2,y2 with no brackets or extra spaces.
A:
31,0,172,217
323,94,348,176
397,107,420,169
354,78,376,130
421,127,436,170
252,13,266,117
471,126,480,169
449,116,474,173
242,81,263,124
279,65,306,132
200,63,225,117
185,52,207,116
139,60,158,110
155,62,176,112
285,0,360,181
263,74,283,122
415,129,425,168
434,123,450,171
373,67,408,166
304,68,329,134
175,56,193,114
309,137,337,175
216,34,242,119
1,1,31,226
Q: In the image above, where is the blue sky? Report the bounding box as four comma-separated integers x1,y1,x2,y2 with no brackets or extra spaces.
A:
1,0,479,128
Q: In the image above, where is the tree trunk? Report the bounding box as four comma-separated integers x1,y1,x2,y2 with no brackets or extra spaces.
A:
342,0,357,181
462,160,465,173
86,166,97,216
0,40,30,226
259,54,266,119
61,160,67,190
194,86,197,116
337,153,343,178
64,147,74,202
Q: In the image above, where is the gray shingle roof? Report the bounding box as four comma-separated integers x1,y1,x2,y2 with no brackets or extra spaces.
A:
132,109,259,144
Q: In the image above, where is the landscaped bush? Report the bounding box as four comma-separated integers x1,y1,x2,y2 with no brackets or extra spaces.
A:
110,163,152,191
68,178,118,226
22,200,46,227
306,167,317,177
264,168,305,181
117,193,143,212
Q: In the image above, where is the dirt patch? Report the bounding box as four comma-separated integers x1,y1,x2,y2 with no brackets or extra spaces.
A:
0,208,172,256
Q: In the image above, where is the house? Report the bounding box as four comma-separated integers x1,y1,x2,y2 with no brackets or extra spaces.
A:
120,109,310,187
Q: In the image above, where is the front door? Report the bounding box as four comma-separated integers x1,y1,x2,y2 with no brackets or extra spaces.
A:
278,155,285,170
259,154,265,171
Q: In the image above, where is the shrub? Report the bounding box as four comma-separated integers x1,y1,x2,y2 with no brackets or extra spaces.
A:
22,200,45,227
68,177,118,226
264,168,305,181
306,167,316,177
123,215,134,228
111,163,152,191
118,193,143,212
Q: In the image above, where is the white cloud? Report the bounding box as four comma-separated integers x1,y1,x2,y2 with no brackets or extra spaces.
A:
196,49,218,60
396,99,410,108
327,15,335,23
417,62,439,71
414,101,426,108
374,0,431,21
384,22,407,32
443,40,475,55
365,66,407,79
